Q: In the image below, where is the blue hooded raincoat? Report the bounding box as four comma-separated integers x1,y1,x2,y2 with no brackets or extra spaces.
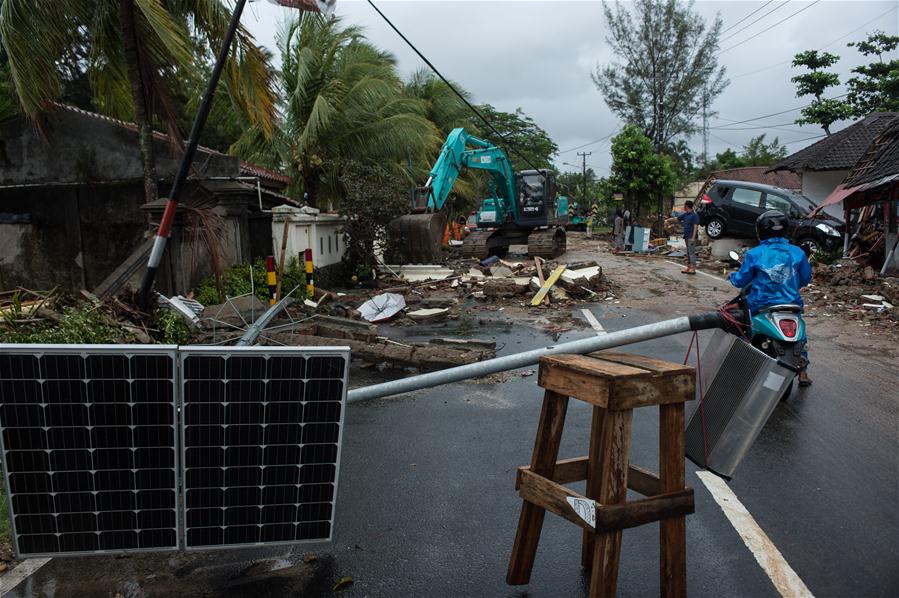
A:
729,237,812,315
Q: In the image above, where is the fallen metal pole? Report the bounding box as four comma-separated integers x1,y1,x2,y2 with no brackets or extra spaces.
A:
347,312,724,403
236,297,295,347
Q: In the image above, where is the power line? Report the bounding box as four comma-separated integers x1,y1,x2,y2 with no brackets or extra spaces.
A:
722,0,823,54
729,5,898,80
558,130,617,154
365,0,547,176
712,93,849,127
783,133,827,145
721,1,777,34
710,121,808,133
722,1,789,39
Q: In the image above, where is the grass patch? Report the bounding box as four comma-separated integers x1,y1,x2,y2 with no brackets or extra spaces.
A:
194,258,306,305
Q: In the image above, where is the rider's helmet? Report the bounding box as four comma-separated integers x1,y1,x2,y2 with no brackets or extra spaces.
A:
756,210,789,241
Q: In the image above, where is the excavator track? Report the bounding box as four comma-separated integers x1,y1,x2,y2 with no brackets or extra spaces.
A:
527,227,566,259
460,230,493,259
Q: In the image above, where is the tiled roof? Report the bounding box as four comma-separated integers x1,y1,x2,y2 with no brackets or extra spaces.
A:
842,118,899,188
710,166,801,189
769,112,899,172
55,104,289,188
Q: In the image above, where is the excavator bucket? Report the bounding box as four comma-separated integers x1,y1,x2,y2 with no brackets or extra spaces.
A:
388,212,448,264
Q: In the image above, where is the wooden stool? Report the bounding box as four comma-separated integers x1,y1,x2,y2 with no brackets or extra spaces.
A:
506,352,696,598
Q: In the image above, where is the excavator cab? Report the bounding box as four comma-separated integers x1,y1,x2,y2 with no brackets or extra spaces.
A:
515,169,556,227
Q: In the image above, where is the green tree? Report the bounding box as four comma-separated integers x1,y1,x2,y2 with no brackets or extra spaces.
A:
0,0,277,204
741,134,788,165
594,0,727,148
267,14,438,207
471,104,558,172
403,69,481,207
791,50,852,135
846,31,899,116
608,125,676,215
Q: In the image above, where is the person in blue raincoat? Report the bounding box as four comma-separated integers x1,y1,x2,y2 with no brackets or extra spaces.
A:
729,210,813,386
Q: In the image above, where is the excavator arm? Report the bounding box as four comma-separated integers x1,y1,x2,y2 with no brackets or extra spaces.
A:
420,128,517,221
392,128,519,263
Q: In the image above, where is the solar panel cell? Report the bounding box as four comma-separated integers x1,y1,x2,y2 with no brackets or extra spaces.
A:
181,348,347,549
0,346,179,556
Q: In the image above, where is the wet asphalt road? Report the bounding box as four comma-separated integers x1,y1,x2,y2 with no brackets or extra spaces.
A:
5,302,898,597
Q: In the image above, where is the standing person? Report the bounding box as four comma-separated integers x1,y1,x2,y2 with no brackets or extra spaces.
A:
612,207,625,252
678,200,700,274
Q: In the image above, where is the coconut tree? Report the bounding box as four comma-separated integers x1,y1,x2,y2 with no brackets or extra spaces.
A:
0,0,277,204
276,13,438,207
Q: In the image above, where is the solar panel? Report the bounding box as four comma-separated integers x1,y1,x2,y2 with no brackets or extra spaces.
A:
0,345,179,556
180,347,348,549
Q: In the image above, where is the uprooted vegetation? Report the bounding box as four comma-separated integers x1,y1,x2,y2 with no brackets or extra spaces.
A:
0,288,198,345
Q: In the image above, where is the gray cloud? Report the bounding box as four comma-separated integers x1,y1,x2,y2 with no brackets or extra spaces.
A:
243,0,898,175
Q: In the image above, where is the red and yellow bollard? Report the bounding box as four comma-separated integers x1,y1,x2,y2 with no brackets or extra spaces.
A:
265,255,277,305
304,248,314,299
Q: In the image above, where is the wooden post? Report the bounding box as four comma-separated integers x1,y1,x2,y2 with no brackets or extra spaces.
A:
506,390,569,585
581,406,606,568
659,403,687,598
275,219,290,301
589,409,633,598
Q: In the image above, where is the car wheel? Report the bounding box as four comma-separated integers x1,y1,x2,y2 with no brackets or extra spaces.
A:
706,218,725,239
795,236,819,255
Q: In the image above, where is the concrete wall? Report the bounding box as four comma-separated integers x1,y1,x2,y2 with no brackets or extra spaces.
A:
802,170,849,204
0,185,147,291
0,108,236,186
272,209,347,269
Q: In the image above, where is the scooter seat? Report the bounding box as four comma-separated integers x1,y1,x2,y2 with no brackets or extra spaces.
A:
758,304,802,313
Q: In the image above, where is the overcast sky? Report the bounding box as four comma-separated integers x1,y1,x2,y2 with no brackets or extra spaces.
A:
242,0,898,176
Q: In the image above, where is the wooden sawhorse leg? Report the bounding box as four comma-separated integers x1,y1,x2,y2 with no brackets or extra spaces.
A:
588,409,633,598
659,403,686,598
506,390,569,585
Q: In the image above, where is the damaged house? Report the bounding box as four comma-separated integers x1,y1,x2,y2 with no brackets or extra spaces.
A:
0,105,294,295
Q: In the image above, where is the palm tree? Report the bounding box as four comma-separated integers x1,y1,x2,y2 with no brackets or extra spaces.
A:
276,13,438,207
403,69,482,208
0,0,277,204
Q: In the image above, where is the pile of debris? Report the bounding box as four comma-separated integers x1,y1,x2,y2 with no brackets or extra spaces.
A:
845,204,888,265
805,261,898,331
373,256,616,310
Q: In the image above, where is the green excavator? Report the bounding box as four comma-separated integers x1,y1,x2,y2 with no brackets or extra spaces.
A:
390,128,567,263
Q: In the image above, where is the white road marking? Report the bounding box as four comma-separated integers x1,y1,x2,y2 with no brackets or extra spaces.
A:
580,308,606,335
0,558,52,595
697,472,815,598
664,260,729,283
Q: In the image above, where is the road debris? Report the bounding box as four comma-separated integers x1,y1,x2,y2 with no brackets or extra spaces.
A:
358,293,406,322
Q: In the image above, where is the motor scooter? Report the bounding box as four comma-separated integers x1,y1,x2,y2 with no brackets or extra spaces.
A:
725,250,807,399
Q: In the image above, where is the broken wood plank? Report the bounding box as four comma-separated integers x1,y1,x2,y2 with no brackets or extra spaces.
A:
530,265,566,306
534,257,549,306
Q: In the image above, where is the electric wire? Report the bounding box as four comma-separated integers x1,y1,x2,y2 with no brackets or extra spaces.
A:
729,5,897,80
365,0,549,176
713,93,849,127
721,0,789,39
722,0,823,54
720,0,777,34
558,129,618,154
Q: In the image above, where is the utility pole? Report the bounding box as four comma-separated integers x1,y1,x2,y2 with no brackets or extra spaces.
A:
702,84,709,167
578,151,592,206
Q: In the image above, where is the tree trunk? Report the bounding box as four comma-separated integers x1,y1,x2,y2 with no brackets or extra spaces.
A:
119,0,159,205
